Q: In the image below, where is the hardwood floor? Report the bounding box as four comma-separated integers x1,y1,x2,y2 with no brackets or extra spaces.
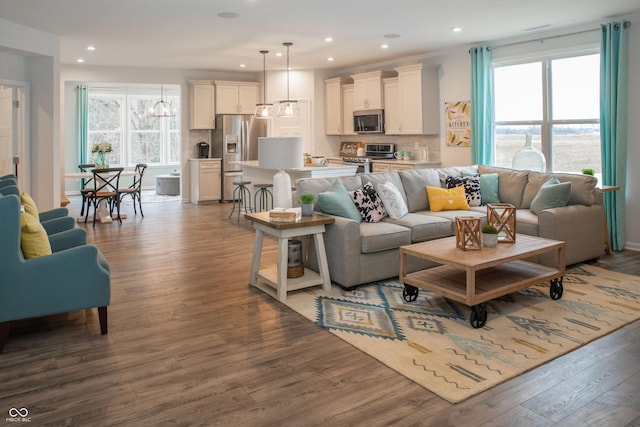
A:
1,198,639,426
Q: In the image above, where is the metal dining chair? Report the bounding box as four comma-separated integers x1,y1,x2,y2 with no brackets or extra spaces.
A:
85,167,124,226
118,163,147,217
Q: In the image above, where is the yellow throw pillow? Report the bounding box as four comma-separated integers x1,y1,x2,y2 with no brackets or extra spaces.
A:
21,191,39,218
426,185,470,212
20,211,52,259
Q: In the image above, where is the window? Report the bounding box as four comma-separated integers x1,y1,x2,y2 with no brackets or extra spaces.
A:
87,86,180,167
493,53,600,174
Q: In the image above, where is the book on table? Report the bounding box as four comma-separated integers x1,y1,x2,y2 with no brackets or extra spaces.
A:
268,207,301,222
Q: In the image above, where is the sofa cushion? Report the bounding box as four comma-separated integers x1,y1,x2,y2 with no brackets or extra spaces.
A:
385,213,453,243
478,165,529,208
377,181,408,219
398,168,441,212
20,211,52,259
359,172,407,204
445,174,482,207
522,171,597,207
349,181,387,223
437,166,479,186
515,209,539,236
317,179,362,222
360,221,411,253
426,209,486,224
426,186,470,212
295,176,363,202
530,177,572,214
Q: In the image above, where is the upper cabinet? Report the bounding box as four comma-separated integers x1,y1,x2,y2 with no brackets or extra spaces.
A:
341,84,355,135
382,77,400,134
214,81,260,114
351,71,395,110
394,64,440,135
324,78,343,135
189,80,215,129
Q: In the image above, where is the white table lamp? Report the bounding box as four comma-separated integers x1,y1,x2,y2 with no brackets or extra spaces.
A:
258,137,304,209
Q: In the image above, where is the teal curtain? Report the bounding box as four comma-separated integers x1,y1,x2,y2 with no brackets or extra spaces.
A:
600,22,629,251
470,45,494,165
76,85,89,163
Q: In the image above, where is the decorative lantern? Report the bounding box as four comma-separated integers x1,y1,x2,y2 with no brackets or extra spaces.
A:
455,216,482,251
487,203,516,243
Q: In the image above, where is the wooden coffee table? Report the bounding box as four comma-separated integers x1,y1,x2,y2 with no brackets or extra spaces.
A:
399,234,565,328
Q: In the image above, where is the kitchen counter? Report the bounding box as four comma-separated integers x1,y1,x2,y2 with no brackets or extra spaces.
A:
370,159,441,167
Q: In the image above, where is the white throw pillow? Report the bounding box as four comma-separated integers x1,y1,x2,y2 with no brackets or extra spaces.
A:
376,181,408,219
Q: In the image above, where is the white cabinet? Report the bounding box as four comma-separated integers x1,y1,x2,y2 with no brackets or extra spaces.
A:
324,78,343,135
189,81,215,129
351,71,394,110
341,84,355,135
214,81,260,114
382,77,400,134
190,159,221,204
394,64,440,135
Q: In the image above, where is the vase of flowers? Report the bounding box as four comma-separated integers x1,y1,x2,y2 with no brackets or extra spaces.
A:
92,142,112,169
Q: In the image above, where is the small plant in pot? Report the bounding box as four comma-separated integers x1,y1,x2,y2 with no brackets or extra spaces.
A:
482,225,499,248
582,168,594,176
299,193,315,216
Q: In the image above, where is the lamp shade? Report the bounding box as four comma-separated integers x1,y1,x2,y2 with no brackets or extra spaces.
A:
258,137,304,169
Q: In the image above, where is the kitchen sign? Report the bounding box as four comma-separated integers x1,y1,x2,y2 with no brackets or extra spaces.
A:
445,101,471,147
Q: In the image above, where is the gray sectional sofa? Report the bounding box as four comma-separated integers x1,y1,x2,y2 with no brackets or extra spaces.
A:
295,164,605,289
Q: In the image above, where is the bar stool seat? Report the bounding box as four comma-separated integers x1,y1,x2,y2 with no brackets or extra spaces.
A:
228,180,253,221
253,183,273,212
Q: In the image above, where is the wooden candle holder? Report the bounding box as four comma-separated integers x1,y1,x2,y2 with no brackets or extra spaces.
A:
487,203,516,243
455,216,482,251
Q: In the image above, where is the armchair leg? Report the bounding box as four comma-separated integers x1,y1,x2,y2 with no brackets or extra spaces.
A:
98,307,108,335
0,322,10,354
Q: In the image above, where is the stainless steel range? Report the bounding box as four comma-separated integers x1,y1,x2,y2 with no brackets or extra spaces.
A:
338,142,395,173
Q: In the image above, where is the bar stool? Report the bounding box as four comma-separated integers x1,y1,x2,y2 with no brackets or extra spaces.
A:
253,183,273,212
228,180,253,221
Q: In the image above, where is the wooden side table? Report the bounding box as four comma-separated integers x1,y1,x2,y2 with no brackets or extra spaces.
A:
599,185,620,254
245,212,335,302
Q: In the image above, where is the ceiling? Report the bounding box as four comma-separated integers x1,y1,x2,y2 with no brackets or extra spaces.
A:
1,0,638,72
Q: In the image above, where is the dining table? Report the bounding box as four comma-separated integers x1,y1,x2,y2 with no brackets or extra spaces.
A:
64,170,137,223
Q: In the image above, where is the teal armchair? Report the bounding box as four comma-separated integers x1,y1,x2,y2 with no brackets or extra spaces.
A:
0,194,111,353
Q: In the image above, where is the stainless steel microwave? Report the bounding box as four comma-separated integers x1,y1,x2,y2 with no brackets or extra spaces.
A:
353,109,384,134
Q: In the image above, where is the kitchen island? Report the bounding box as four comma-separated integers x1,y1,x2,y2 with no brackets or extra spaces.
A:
235,161,359,207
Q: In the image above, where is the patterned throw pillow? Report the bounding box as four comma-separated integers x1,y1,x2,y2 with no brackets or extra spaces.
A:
445,174,482,207
349,181,387,222
377,181,408,219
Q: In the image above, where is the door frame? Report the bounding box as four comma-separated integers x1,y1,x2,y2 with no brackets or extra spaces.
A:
0,79,29,191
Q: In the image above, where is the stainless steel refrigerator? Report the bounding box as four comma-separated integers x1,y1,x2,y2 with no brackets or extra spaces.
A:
211,114,268,201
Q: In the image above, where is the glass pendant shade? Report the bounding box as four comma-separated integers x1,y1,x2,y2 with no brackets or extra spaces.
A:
277,42,299,117
150,85,176,117
255,50,274,119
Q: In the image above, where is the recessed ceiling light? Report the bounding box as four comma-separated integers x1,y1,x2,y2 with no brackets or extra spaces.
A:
327,57,334,61
87,45,96,51
383,34,401,39
325,37,333,42
275,52,283,57
76,58,85,63
451,27,462,32
240,64,246,68
381,44,389,49
217,12,239,19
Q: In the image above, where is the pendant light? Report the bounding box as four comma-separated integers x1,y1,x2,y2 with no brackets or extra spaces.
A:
254,50,274,119
277,42,299,117
150,84,176,117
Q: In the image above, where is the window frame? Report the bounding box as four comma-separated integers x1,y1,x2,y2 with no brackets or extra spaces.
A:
492,49,600,173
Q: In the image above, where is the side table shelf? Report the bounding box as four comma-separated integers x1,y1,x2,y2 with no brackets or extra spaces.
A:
245,212,335,302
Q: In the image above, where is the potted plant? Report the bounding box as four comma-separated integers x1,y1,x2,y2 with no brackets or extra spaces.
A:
299,193,315,216
582,168,594,176
482,225,499,248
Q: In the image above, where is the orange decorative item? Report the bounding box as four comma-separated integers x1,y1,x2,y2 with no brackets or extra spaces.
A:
455,216,482,251
487,203,516,243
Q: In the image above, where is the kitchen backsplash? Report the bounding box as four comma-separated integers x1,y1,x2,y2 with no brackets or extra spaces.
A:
330,134,440,161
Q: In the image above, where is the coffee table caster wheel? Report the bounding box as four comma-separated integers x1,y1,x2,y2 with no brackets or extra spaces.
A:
470,304,487,328
403,285,419,302
550,277,564,300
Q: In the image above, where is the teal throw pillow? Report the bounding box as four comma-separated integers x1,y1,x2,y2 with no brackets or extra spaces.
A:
317,179,362,222
530,176,572,215
480,173,500,205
